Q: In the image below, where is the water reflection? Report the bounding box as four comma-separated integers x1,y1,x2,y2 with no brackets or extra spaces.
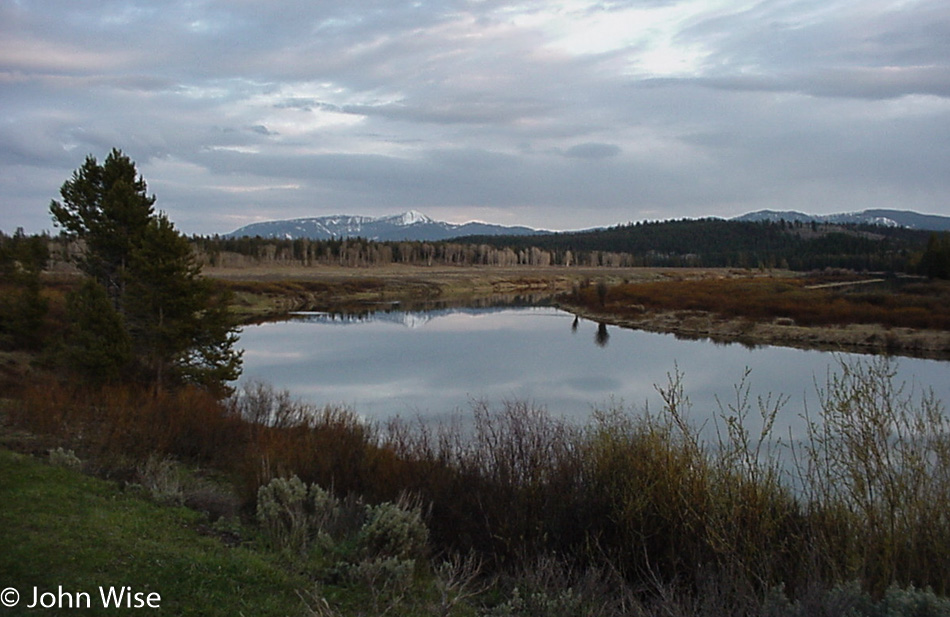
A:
238,305,950,440
288,306,532,329
330,292,561,316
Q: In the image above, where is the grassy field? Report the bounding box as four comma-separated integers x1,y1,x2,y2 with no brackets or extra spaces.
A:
203,264,710,319
0,448,310,617
565,274,950,329
42,262,950,356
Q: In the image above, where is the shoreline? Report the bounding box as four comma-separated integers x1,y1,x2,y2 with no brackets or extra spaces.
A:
559,302,950,361
205,264,950,360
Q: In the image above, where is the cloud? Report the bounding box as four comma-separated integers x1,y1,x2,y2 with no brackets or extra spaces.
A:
661,65,950,100
2,0,950,235
564,143,622,159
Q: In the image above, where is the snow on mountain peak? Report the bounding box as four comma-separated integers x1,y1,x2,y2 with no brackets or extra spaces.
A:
395,210,432,226
227,210,545,241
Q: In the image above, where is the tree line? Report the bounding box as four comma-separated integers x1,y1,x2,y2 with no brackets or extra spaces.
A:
0,229,49,350
194,217,933,273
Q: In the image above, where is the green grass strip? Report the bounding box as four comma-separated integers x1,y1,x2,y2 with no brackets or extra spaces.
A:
0,449,308,616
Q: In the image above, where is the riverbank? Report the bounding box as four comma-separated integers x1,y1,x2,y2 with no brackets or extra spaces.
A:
7,353,950,613
208,264,950,359
207,264,699,319
559,303,950,359
558,273,950,360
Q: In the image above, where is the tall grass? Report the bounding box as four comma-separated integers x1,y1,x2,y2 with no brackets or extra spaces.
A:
9,381,246,472
7,357,950,606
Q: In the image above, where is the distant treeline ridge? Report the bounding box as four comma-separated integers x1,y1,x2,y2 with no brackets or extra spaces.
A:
195,218,936,272
3,217,943,273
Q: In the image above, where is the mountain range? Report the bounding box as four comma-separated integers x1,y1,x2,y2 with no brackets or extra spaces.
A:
226,210,545,242
226,208,950,242
731,209,950,231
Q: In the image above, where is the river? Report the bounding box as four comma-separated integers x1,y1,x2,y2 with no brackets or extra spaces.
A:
237,305,950,439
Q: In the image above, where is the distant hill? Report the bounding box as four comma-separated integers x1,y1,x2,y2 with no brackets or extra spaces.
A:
733,209,950,231
202,213,935,272
226,210,545,241
456,216,933,271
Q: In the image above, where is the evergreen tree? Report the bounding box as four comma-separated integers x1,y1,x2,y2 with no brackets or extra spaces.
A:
0,229,50,350
50,149,155,304
920,233,950,279
50,150,242,394
124,214,242,393
62,278,133,385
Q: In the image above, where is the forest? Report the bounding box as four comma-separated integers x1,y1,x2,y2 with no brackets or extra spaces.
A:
195,217,937,273
4,211,944,276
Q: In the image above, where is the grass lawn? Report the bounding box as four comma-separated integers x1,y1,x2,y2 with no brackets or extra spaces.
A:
0,448,309,616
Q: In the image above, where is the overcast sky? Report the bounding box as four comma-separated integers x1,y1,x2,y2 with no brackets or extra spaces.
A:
2,0,949,235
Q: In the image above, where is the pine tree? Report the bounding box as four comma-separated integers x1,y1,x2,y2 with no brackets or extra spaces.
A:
0,229,50,350
124,214,241,393
920,233,950,280
50,149,155,304
50,150,242,394
62,278,133,385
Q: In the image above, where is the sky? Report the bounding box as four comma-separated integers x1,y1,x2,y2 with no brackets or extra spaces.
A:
2,0,950,236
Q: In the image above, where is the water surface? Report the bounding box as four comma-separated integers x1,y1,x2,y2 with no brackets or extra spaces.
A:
238,306,950,436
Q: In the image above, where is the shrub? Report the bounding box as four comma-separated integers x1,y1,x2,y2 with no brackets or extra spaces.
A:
255,475,428,573
798,357,950,593
48,447,82,470
870,585,950,617
759,582,950,617
136,454,184,505
487,555,637,617
357,497,429,562
488,585,585,617
257,475,330,555
341,556,415,604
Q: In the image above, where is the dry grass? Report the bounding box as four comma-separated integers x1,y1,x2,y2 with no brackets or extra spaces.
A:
569,276,950,330
562,275,950,358
206,264,716,319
